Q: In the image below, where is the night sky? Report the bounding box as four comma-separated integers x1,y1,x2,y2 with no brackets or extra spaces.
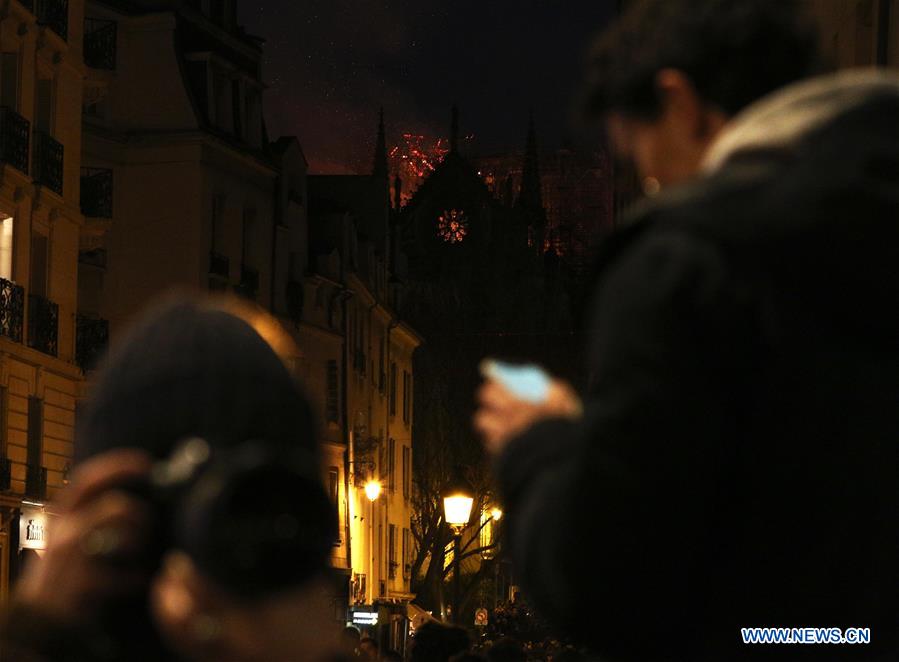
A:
239,1,617,174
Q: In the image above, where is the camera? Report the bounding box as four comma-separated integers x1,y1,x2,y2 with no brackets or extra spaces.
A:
136,437,338,597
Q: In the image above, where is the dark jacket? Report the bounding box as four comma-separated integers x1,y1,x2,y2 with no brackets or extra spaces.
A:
496,71,899,661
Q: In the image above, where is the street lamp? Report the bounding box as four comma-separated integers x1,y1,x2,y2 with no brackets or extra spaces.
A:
365,480,382,502
443,480,473,624
364,480,381,605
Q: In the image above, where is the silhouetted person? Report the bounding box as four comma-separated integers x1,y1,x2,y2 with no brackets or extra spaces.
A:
410,622,470,662
486,637,526,662
359,637,379,660
343,626,363,657
476,1,898,661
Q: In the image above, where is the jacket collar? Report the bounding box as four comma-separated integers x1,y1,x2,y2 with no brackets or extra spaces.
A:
702,68,899,173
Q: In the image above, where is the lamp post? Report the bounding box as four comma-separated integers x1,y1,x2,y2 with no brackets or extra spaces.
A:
365,480,381,605
443,482,474,624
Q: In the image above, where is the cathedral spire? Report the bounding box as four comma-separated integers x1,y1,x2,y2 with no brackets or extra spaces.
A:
373,107,388,179
450,105,460,153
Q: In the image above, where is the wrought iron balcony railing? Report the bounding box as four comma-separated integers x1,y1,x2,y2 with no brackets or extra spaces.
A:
80,167,113,218
0,458,10,491
27,293,58,357
84,18,116,70
25,464,47,500
0,107,30,174
76,314,109,371
35,0,69,41
0,278,24,343
32,130,63,195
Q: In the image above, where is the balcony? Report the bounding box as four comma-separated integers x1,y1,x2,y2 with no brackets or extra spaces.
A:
0,458,10,491
76,314,109,371
27,294,58,357
84,19,116,70
234,264,258,299
80,167,113,218
32,130,63,196
0,278,24,343
0,107,30,175
35,0,69,41
25,465,47,501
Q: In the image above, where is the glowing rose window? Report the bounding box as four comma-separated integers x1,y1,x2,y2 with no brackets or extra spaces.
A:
437,209,468,244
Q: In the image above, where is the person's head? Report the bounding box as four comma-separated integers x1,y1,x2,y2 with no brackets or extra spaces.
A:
486,637,526,662
77,293,317,464
585,0,822,189
343,626,362,654
359,636,379,659
410,622,471,662
74,293,340,661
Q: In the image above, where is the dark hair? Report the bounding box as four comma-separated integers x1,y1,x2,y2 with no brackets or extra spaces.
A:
585,0,823,119
411,622,471,662
76,295,318,464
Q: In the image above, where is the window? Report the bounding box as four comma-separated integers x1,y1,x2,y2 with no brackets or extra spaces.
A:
402,445,411,500
1,51,19,110
326,360,339,424
208,0,225,24
328,466,340,544
34,78,54,135
30,232,48,298
402,370,412,424
211,194,225,253
231,79,242,137
0,387,7,458
389,362,397,416
26,396,42,475
241,207,255,266
388,524,397,578
214,73,232,130
0,215,13,281
388,437,395,491
378,337,385,393
402,527,411,578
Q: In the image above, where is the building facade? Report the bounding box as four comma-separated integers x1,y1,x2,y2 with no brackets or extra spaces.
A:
0,0,87,601
308,118,422,649
75,1,423,632
79,0,276,336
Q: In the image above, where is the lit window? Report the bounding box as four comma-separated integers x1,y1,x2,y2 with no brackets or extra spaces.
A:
0,215,13,280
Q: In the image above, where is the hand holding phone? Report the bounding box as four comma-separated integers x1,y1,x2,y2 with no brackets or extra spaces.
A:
480,359,552,404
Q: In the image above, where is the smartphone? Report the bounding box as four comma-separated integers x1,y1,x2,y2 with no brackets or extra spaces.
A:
480,359,551,404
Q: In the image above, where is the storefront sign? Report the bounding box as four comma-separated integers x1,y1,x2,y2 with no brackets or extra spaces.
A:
351,608,378,627
19,507,47,551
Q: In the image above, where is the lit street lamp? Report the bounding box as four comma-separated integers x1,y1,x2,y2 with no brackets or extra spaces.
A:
443,480,474,624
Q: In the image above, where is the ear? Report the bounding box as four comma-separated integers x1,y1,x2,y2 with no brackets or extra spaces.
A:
654,68,708,138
